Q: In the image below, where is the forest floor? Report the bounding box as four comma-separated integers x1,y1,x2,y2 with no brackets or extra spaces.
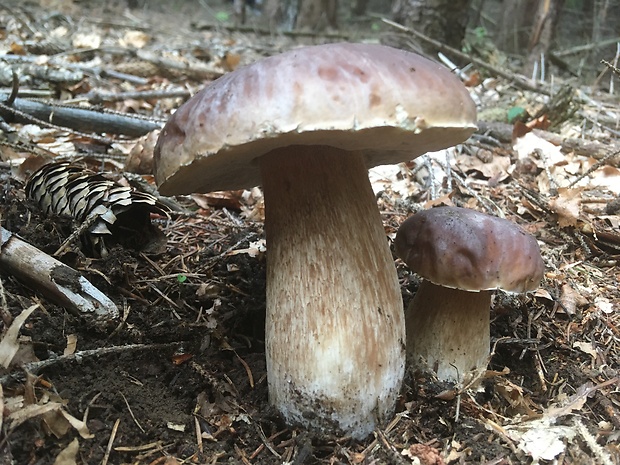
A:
0,1,619,464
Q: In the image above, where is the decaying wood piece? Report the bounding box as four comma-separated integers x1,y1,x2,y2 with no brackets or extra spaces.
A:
477,120,620,162
0,94,161,137
0,226,118,321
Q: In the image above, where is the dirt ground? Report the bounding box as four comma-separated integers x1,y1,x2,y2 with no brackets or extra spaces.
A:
0,1,619,464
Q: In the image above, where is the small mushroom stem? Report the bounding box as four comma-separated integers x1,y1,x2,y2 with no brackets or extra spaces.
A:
260,145,405,439
406,281,491,383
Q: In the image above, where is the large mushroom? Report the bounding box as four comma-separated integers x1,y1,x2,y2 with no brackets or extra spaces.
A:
154,43,477,438
395,206,544,384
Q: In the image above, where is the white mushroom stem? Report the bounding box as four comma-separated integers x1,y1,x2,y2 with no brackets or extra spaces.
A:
259,145,405,439
406,281,491,384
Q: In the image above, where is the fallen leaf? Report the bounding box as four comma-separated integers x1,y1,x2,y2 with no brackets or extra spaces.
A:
53,438,79,465
72,32,102,49
558,283,588,315
508,418,575,462
573,341,597,360
456,152,511,181
64,334,77,356
119,30,150,48
228,239,266,258
549,188,581,228
0,304,39,368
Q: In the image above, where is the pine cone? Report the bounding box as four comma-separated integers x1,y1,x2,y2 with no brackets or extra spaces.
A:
25,161,169,257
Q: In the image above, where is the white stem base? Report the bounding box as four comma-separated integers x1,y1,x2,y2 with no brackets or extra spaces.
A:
406,281,491,384
260,146,405,439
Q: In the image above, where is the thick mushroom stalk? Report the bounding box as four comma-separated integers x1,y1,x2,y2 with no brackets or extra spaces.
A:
406,282,491,383
260,146,405,438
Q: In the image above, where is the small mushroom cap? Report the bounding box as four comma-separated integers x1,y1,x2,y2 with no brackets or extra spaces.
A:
395,206,544,293
154,42,477,195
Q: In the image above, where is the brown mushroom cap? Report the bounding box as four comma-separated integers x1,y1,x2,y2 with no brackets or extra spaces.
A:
395,206,544,293
154,42,477,195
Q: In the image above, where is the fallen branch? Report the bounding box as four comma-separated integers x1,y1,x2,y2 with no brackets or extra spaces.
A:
476,120,620,162
0,94,162,137
0,226,118,321
381,18,551,95
0,343,180,385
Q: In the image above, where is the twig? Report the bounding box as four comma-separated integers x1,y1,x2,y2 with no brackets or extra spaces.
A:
53,211,101,256
554,37,620,58
119,391,145,434
375,428,410,465
381,18,550,95
0,276,12,326
0,93,161,138
567,149,620,188
77,88,192,105
101,418,121,465
574,417,614,465
0,226,118,321
477,120,620,163
0,343,179,385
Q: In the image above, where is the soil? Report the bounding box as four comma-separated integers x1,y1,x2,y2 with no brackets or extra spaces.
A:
0,1,619,465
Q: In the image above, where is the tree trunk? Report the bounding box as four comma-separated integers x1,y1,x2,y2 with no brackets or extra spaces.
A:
391,0,471,55
523,0,565,77
262,0,298,30
262,0,337,31
497,0,537,54
295,0,338,30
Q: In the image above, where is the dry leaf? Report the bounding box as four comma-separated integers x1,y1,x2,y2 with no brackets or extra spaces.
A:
72,32,102,49
573,341,597,360
60,409,93,439
0,304,38,368
191,191,243,210
507,418,576,462
64,334,77,356
549,188,581,228
402,443,445,465
513,131,564,166
53,438,79,465
455,152,511,181
119,30,150,48
558,283,588,315
228,239,266,258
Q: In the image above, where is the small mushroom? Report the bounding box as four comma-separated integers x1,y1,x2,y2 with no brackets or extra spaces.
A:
154,43,477,438
395,206,544,384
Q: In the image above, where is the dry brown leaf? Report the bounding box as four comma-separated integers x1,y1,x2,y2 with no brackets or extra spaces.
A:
64,334,77,356
495,378,541,418
558,283,588,315
72,32,101,49
119,30,150,49
191,191,243,210
53,438,79,465
455,152,511,181
0,304,38,368
549,188,582,228
402,443,445,465
227,239,266,258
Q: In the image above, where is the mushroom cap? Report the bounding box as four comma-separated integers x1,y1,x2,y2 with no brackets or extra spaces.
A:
154,42,477,195
395,206,544,293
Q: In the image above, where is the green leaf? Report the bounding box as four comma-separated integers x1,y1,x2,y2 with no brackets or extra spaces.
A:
215,11,229,22
507,106,529,124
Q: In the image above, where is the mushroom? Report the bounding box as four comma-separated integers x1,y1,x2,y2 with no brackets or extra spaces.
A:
394,206,544,384
154,43,477,438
